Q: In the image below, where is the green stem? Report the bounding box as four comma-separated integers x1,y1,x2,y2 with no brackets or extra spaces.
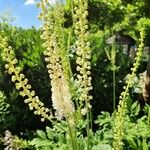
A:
66,29,73,79
86,106,90,150
67,119,78,150
113,68,116,111
112,38,116,112
89,107,92,129
148,106,150,126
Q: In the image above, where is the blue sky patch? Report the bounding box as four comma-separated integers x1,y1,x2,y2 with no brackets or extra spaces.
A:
0,0,41,28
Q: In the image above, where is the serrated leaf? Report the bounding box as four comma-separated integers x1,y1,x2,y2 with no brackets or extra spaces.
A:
30,138,52,148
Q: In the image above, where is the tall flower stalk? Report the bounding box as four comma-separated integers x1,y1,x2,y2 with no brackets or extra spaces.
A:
113,28,145,150
37,1,77,149
106,38,117,111
111,40,117,112
73,0,93,149
38,0,75,119
0,35,52,122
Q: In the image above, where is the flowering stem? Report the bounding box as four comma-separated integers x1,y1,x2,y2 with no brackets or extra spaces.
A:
111,39,116,112
86,107,90,150
113,28,145,150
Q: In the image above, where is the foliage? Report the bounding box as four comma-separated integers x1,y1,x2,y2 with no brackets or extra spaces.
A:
0,24,51,134
0,90,17,134
28,102,150,150
0,91,10,132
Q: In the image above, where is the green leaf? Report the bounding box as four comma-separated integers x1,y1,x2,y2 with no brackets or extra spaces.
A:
95,111,111,126
30,138,52,149
46,126,53,139
142,139,148,150
36,130,46,139
126,136,137,149
131,101,140,116
92,144,112,150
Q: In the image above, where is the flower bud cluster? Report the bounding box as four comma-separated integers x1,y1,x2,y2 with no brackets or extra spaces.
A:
0,35,52,122
73,0,93,107
113,28,145,150
3,130,14,150
38,1,75,119
110,40,116,68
